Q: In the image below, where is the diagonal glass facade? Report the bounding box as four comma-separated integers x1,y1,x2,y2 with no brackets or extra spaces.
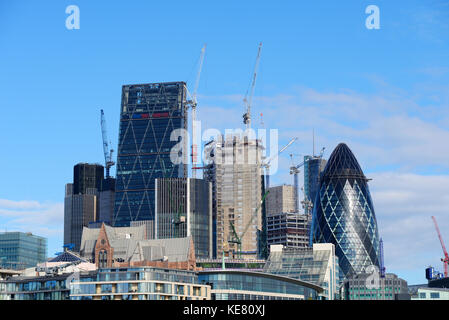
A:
311,143,380,279
113,82,188,227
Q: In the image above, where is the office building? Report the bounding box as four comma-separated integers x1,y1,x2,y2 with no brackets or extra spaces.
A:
311,143,380,279
266,185,296,215
343,272,409,300
113,82,188,227
73,163,104,195
98,177,116,225
64,183,98,252
198,270,322,300
155,178,213,259
70,267,210,300
303,155,327,209
267,212,310,249
204,134,264,260
0,232,47,270
64,163,115,252
264,243,340,300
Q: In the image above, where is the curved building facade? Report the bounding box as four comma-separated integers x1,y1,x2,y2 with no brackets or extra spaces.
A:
311,143,380,279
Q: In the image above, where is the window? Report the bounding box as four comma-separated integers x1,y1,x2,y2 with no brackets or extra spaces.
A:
430,292,440,299
419,292,426,299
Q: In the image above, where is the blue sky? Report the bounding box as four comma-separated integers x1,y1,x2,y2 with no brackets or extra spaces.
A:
1,0,449,285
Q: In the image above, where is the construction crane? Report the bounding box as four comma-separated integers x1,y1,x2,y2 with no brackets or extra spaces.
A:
186,44,206,179
379,238,386,278
431,216,449,278
289,147,325,213
228,190,269,259
100,109,115,178
262,137,297,189
243,42,262,130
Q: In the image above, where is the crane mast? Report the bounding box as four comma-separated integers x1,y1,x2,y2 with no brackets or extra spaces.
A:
100,109,115,178
243,42,262,130
262,137,297,189
228,190,269,259
189,44,206,179
432,216,449,277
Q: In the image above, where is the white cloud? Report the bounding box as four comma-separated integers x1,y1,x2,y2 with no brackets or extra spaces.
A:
0,199,63,238
369,172,449,275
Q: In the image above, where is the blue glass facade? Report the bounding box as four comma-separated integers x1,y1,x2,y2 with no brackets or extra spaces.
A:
0,232,47,270
311,143,380,279
198,271,320,300
304,155,327,205
113,82,188,227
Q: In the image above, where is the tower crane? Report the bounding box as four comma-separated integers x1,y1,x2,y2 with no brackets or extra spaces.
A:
100,109,115,178
261,137,297,189
243,42,262,130
431,216,449,278
289,147,325,213
186,44,206,179
228,190,269,259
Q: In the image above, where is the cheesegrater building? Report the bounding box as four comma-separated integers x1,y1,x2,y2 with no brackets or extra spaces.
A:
311,143,380,279
113,82,188,227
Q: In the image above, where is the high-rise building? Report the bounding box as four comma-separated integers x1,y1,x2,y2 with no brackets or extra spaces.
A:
0,232,47,270
64,163,115,251
64,183,98,252
73,163,104,196
311,143,380,279
267,212,310,249
266,185,296,215
303,155,327,210
204,134,264,260
155,178,213,259
98,177,116,225
266,185,311,249
113,82,188,227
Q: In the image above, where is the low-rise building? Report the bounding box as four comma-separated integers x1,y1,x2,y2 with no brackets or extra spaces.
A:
79,223,197,270
198,270,322,300
70,267,210,300
411,287,449,300
0,251,96,300
343,272,409,300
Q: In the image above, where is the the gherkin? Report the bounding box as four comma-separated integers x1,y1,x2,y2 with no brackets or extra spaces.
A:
311,143,380,279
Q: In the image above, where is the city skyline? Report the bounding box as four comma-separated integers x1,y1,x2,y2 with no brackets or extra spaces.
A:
1,1,449,285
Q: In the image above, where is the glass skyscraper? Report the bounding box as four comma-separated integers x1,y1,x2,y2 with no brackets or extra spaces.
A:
113,82,188,227
303,155,327,206
311,143,380,279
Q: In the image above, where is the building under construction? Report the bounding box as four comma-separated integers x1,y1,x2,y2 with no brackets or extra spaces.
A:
204,134,264,260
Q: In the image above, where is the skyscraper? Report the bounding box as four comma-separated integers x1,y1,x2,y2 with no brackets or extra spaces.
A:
113,82,188,227
311,143,380,279
155,178,213,259
64,163,104,251
303,155,327,209
204,134,264,260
